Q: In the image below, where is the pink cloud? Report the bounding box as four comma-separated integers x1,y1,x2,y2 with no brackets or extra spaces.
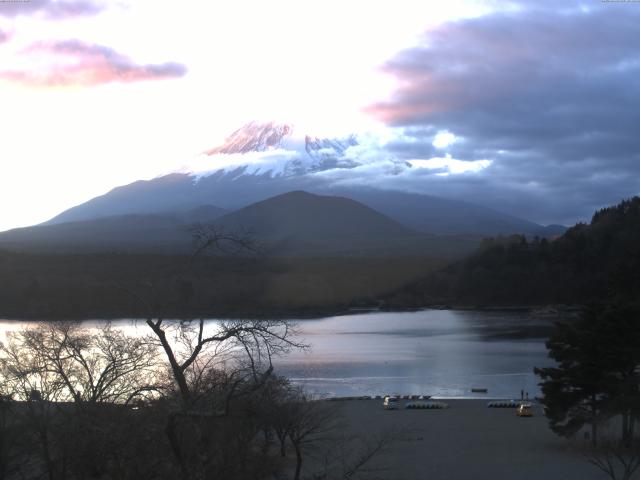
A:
366,4,640,126
0,40,187,87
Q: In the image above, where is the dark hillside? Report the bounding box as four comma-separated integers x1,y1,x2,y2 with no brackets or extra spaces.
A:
213,190,432,256
0,192,477,258
388,197,640,307
0,250,446,319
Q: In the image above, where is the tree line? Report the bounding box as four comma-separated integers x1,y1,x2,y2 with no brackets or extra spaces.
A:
389,196,640,307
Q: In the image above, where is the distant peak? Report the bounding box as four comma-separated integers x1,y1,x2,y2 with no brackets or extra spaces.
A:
205,121,294,155
275,190,316,199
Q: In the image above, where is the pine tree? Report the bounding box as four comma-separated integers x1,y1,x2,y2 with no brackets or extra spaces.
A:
535,302,640,446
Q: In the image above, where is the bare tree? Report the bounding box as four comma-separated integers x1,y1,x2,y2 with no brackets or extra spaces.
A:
0,322,168,480
135,316,305,480
1,330,71,480
144,317,302,409
287,395,342,480
130,226,305,411
315,430,399,480
112,226,307,479
189,223,261,261
54,226,319,479
266,389,399,480
259,386,351,480
584,435,640,480
3,322,163,405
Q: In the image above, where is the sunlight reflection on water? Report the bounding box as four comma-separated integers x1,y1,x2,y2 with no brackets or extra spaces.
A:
0,309,557,398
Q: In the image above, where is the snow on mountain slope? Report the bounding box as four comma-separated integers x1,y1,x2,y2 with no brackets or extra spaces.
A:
189,121,405,180
41,120,556,238
205,122,294,154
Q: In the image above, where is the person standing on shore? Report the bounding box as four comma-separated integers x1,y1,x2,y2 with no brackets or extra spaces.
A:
521,390,524,400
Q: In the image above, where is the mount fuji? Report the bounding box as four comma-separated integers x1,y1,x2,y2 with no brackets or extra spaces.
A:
39,121,557,237
186,120,408,184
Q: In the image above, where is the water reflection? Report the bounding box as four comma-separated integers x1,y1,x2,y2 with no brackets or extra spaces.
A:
0,310,556,398
274,310,556,398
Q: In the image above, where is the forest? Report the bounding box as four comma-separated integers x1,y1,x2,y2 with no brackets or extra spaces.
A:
388,197,640,308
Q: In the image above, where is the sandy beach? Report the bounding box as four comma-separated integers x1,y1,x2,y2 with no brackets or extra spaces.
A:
326,399,602,480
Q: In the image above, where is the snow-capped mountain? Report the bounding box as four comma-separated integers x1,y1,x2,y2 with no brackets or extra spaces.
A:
205,122,294,155
191,121,401,179
38,121,561,239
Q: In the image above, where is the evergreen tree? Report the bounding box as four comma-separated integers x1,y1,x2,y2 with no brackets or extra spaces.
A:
535,302,640,445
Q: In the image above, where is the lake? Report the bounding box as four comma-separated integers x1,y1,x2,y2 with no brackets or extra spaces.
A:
275,309,557,398
0,309,559,399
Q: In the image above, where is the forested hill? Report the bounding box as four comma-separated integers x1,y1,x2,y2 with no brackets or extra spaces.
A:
388,197,640,307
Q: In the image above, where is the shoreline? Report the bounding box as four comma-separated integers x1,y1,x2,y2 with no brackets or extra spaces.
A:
325,396,541,402
0,303,583,322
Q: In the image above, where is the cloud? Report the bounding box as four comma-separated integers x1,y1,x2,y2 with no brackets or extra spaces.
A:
0,0,103,19
410,156,492,176
0,28,9,44
366,1,640,224
308,131,492,189
432,130,457,150
0,40,187,86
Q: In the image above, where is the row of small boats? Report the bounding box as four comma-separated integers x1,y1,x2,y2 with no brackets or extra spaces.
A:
405,401,449,409
487,400,529,408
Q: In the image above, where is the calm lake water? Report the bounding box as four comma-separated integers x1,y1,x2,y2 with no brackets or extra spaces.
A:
0,310,558,399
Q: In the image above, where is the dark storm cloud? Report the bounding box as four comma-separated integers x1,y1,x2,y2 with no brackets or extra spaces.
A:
0,0,103,19
367,1,640,225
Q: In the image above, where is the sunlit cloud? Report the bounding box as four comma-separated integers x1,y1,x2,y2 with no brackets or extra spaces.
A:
189,149,302,180
410,155,492,176
184,127,403,180
432,130,458,149
0,39,187,87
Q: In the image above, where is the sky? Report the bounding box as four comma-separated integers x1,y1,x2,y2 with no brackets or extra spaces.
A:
0,0,639,231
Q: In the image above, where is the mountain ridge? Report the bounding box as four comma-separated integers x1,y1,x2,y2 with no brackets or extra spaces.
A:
1,191,477,257
211,190,426,256
39,121,566,237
